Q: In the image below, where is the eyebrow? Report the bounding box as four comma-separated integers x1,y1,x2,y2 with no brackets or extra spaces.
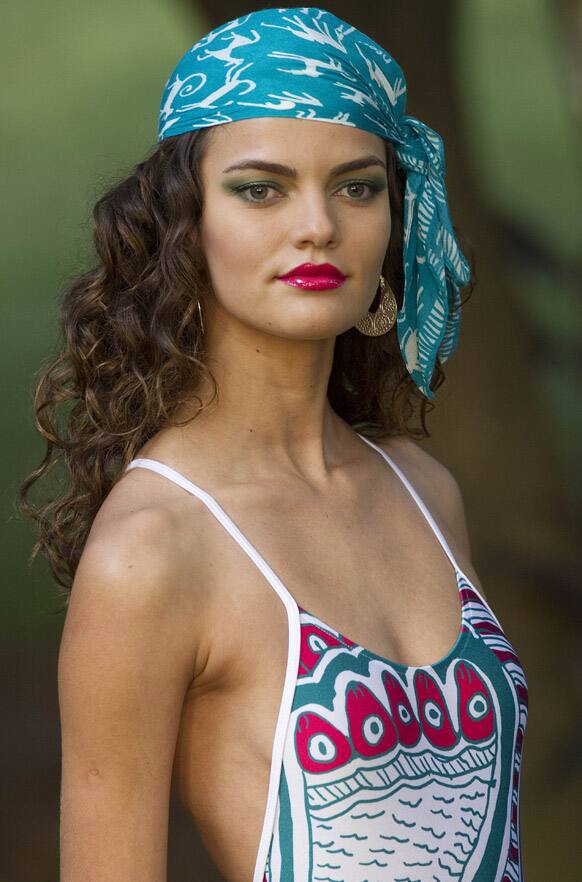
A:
222,154,386,178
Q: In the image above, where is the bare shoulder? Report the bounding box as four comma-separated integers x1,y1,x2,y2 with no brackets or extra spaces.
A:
65,505,205,683
374,434,487,598
65,456,217,685
378,435,463,510
87,459,213,605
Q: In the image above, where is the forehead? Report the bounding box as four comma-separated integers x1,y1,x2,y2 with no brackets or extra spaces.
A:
200,117,386,167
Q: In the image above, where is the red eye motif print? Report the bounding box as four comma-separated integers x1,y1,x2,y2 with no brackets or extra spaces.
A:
298,622,345,677
456,661,495,742
413,670,457,749
345,681,398,757
294,712,353,773
382,671,421,747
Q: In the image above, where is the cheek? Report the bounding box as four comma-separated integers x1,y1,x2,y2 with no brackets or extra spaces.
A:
360,207,391,257
199,204,277,322
332,199,391,269
201,203,270,279
201,210,240,271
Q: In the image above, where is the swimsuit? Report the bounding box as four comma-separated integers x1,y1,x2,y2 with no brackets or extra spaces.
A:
125,432,528,882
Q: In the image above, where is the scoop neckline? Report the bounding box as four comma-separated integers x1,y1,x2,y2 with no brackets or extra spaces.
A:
298,567,471,673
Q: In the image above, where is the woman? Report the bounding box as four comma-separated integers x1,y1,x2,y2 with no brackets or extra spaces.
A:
18,8,528,882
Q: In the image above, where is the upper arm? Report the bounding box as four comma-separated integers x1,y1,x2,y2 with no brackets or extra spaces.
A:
58,510,199,882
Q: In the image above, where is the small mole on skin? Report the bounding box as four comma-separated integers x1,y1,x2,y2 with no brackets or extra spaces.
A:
87,767,101,780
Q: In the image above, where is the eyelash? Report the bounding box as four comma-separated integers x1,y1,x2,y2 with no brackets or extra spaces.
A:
232,179,382,204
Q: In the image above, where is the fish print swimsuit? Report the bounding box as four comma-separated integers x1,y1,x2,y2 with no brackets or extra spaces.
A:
125,433,528,882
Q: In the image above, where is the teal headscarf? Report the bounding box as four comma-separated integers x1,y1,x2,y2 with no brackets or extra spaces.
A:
158,7,471,400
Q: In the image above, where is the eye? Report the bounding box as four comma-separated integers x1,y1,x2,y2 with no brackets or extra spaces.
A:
468,693,490,720
307,733,338,763
337,180,381,200
398,704,411,724
233,182,281,203
423,700,444,728
362,714,385,745
233,179,382,204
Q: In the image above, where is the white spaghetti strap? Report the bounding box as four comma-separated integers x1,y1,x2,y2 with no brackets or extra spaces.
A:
356,433,461,574
124,457,300,882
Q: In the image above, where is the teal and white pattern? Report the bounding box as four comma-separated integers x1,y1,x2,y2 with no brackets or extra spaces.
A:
158,7,471,399
262,573,528,882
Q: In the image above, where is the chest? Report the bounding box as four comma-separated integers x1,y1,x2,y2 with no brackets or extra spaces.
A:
200,469,470,677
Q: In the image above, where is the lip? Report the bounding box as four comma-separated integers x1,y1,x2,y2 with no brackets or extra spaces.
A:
277,262,347,291
278,276,346,290
278,262,346,280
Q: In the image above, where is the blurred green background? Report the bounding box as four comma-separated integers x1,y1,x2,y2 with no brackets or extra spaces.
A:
3,0,581,879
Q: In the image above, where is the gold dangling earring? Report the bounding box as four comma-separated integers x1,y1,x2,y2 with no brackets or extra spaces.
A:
355,275,397,336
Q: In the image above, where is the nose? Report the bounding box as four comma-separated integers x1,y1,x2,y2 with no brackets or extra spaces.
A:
289,189,339,249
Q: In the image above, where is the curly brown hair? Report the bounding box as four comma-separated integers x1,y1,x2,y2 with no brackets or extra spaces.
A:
16,127,474,603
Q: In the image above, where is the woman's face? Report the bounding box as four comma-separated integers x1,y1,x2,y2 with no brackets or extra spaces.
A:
198,116,391,342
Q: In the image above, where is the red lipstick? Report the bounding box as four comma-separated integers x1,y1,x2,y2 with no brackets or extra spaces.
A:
277,262,347,291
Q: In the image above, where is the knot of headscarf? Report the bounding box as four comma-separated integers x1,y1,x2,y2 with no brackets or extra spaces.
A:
157,6,471,399
394,116,471,397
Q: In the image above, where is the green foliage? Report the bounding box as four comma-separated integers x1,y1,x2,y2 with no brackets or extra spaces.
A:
455,0,582,509
454,0,582,262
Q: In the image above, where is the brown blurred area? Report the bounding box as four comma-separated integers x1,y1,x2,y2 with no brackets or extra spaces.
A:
3,1,580,880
